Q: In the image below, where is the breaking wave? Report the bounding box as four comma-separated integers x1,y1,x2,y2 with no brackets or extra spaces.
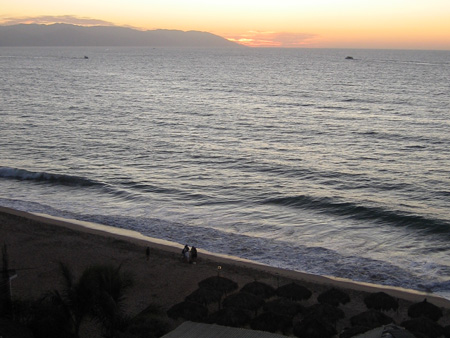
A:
264,195,450,235
0,167,101,187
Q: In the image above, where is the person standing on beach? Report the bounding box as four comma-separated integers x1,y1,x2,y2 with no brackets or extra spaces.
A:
191,246,197,264
182,245,190,262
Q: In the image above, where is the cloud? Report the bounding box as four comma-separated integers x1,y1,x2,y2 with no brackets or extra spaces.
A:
0,15,116,27
271,32,318,47
226,31,318,47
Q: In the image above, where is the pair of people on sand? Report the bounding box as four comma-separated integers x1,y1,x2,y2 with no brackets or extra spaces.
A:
182,244,197,264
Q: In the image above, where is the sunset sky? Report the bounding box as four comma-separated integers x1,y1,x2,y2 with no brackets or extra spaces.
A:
1,0,449,49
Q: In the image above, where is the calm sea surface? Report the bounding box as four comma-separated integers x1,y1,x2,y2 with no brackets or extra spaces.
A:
1,47,449,297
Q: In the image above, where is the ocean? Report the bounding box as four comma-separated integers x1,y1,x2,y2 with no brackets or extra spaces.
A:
1,47,449,298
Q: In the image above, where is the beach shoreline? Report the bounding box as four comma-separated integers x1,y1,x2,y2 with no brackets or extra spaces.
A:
2,206,448,308
1,206,449,336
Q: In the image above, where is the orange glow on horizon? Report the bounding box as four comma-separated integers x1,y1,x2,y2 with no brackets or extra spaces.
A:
225,31,319,48
1,0,450,50
226,37,281,48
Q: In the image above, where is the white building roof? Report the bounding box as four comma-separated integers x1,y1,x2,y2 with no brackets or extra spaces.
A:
161,321,288,338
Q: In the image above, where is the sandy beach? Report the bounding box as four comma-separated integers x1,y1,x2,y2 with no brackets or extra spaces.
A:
1,206,449,337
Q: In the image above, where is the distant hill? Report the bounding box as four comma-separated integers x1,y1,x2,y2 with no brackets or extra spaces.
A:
0,23,242,47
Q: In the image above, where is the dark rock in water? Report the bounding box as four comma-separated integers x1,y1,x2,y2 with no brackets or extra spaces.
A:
345,56,354,59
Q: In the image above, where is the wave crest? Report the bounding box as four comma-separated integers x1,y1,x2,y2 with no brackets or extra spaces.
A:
0,167,100,187
264,194,450,234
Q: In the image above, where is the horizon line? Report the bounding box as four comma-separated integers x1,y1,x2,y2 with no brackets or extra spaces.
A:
1,21,449,51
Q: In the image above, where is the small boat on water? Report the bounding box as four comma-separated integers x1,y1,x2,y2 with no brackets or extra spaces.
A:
84,56,89,59
345,56,354,60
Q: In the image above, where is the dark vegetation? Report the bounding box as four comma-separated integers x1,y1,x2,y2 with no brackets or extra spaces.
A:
1,262,172,338
2,241,450,338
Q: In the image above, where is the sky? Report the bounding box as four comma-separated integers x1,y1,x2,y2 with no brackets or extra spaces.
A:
1,0,450,49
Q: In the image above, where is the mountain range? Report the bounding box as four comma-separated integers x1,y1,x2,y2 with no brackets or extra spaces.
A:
0,23,242,47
